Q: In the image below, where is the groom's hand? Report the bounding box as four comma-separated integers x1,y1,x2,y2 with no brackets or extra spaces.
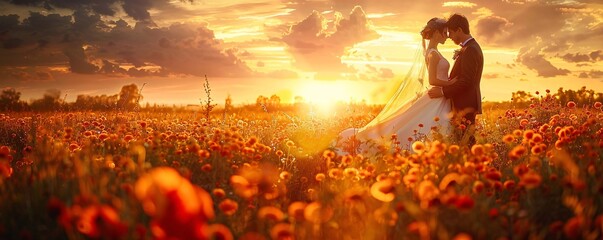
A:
428,87,444,98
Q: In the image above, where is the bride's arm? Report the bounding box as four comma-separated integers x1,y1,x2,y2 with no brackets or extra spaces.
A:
427,52,455,86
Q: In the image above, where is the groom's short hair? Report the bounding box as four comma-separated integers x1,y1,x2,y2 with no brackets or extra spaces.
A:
447,14,470,34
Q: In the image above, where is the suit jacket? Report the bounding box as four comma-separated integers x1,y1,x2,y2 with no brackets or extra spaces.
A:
443,38,483,115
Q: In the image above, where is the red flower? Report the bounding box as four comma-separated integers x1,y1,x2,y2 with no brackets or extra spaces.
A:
454,195,475,210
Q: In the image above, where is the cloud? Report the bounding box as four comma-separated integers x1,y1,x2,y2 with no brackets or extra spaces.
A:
442,2,477,8
517,46,570,78
281,6,380,73
5,0,160,23
63,45,99,74
122,0,153,23
0,67,55,82
559,50,602,63
588,70,603,78
0,10,254,78
475,15,512,43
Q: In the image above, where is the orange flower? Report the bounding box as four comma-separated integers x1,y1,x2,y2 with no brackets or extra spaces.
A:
322,150,336,159
471,144,484,156
417,180,439,208
343,167,359,178
566,101,576,108
219,199,238,216
520,171,542,189
594,101,602,109
439,173,460,190
134,167,214,220
448,145,460,154
328,168,343,179
204,224,234,240
258,206,285,222
270,223,294,240
485,169,502,181
69,143,80,152
503,180,516,191
523,130,534,140
123,134,134,142
452,233,473,240
412,141,425,153
230,175,258,199
288,201,307,222
472,181,485,194
304,202,333,223
201,164,212,172
212,188,226,198
279,171,292,181
275,150,284,157
315,173,326,182
509,145,527,160
198,150,210,160
76,205,127,239
370,178,396,202
532,133,543,143
563,216,583,239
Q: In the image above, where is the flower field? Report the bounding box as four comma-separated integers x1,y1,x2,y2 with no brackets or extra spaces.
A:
0,92,602,240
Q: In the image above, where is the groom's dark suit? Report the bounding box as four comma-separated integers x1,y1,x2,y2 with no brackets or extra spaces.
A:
443,38,483,124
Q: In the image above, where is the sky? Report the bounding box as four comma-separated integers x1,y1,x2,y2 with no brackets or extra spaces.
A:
0,0,602,106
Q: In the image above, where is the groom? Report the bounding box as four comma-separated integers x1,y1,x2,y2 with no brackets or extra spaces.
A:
428,13,483,146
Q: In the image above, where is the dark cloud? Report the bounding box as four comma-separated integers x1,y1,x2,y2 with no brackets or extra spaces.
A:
517,46,570,78
63,45,99,74
559,50,603,63
0,9,254,78
578,70,603,79
281,6,379,73
589,70,603,78
590,50,602,61
475,15,512,43
0,67,55,82
560,52,591,62
122,0,153,23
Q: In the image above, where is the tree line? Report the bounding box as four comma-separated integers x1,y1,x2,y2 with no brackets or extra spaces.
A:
1,85,601,112
0,84,143,112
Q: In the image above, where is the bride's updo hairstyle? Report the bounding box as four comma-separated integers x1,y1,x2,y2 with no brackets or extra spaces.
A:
420,18,447,50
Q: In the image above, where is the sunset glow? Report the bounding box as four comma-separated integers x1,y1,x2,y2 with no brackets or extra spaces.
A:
0,0,602,105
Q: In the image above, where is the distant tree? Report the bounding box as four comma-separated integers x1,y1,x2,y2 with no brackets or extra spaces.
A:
75,94,118,110
31,89,62,111
0,88,23,111
256,95,268,107
511,91,533,104
269,94,281,108
117,84,142,111
225,94,233,112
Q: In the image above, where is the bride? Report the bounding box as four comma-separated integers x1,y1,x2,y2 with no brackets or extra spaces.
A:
337,17,456,155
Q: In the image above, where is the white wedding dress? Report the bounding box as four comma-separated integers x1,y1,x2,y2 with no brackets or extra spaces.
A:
337,48,451,154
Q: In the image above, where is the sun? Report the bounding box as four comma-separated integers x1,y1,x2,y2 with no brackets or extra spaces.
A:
296,81,356,103
295,80,356,114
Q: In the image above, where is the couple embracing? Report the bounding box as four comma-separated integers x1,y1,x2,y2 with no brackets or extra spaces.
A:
338,13,483,154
